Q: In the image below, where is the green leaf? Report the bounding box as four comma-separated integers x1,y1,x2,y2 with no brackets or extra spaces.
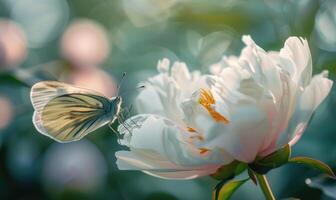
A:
249,145,291,174
211,161,247,180
289,157,335,178
213,178,248,200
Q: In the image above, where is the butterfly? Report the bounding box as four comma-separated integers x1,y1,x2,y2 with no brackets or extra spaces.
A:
30,76,127,143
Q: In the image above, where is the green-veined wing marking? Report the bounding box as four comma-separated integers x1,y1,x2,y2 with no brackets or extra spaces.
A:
42,93,113,141
31,81,122,143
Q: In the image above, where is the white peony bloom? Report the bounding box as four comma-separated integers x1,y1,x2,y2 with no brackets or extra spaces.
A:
115,36,333,180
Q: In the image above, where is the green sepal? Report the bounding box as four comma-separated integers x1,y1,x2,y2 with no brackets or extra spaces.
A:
212,178,249,200
211,161,247,180
247,168,257,185
249,145,291,174
289,157,335,178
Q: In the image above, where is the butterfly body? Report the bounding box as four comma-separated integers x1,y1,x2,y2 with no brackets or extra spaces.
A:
31,81,122,143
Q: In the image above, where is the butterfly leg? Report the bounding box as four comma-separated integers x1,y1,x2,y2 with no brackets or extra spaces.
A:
125,104,134,118
108,122,122,141
129,117,140,129
117,116,133,136
120,104,134,119
126,105,138,127
120,105,140,129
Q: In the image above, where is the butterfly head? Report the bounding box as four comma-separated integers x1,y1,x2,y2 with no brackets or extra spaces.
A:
109,95,123,125
114,95,123,115
110,72,144,124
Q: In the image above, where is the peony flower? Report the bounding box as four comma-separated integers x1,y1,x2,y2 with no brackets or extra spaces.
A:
115,36,333,180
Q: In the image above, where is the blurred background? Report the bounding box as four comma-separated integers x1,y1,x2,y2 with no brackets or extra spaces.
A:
0,0,336,199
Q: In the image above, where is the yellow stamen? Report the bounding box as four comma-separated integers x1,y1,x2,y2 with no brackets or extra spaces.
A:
187,127,197,132
190,135,204,141
199,147,210,155
198,89,229,124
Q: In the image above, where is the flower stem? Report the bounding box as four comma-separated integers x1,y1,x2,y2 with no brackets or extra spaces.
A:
255,173,276,200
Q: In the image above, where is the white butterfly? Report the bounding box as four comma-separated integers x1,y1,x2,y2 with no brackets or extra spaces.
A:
30,81,123,143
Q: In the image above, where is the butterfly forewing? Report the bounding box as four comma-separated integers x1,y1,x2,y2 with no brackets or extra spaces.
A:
31,81,104,112
31,81,122,143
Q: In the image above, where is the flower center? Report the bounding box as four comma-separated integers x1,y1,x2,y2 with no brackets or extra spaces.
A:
198,89,229,124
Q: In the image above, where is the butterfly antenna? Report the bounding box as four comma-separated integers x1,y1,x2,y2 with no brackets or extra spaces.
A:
117,72,127,96
129,104,134,113
120,108,128,120
119,85,145,96
120,104,133,119
124,106,140,128
119,111,126,124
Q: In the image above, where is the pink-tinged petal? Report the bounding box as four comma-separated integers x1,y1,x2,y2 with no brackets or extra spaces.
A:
117,114,234,179
201,104,269,163
278,37,312,87
116,150,189,171
276,71,332,148
142,168,218,180
116,151,219,180
288,122,306,146
258,70,299,156
288,71,332,145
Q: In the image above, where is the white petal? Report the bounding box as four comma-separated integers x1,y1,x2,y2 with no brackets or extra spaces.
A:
135,85,165,115
142,168,218,180
171,61,191,83
118,114,233,166
211,56,240,74
258,70,299,156
157,58,170,73
242,35,258,47
210,63,223,75
279,37,312,87
300,71,332,111
239,38,283,103
203,104,269,163
115,151,219,180
276,71,333,147
116,150,184,170
116,114,234,179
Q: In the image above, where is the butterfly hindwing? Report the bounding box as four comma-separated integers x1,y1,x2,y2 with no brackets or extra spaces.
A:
34,93,113,142
31,81,124,142
34,93,111,142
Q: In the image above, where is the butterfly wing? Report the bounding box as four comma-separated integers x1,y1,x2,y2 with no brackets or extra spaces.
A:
33,93,113,142
31,81,114,142
30,81,105,112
